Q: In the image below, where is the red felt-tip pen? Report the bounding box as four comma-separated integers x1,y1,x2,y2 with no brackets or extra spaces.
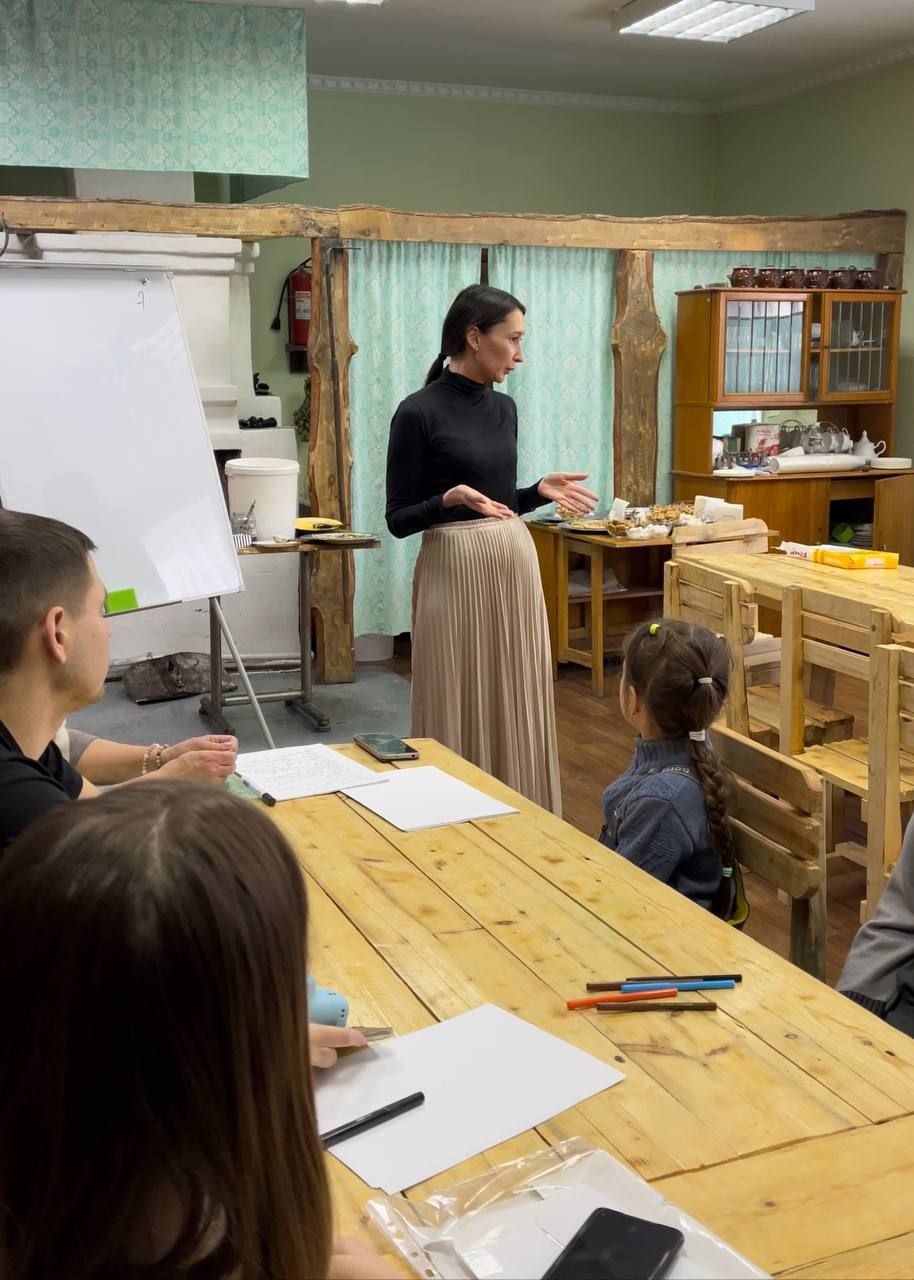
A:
567,987,677,1011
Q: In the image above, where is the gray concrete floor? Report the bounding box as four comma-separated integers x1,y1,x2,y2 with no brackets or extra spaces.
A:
70,663,411,752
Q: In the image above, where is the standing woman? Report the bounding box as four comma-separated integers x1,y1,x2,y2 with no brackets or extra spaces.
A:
386,285,597,815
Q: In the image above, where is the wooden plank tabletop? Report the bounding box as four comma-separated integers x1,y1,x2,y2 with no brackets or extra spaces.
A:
237,535,380,555
674,468,914,484
683,551,914,628
278,740,914,1277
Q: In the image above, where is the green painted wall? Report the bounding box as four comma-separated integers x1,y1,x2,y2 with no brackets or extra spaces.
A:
715,59,914,450
0,166,69,195
252,88,717,417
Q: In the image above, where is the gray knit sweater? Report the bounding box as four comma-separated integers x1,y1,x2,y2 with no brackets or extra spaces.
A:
599,737,722,909
839,818,914,1016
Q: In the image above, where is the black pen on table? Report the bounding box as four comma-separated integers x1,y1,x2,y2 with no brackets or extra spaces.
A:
234,773,277,807
321,1091,425,1149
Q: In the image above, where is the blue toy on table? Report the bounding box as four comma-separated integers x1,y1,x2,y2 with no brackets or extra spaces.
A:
308,974,349,1026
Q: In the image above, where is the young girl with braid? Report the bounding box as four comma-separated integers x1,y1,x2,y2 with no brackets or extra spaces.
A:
599,619,738,918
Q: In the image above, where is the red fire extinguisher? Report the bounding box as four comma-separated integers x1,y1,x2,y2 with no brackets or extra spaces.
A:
270,258,312,347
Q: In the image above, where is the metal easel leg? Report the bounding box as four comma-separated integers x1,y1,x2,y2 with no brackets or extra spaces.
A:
199,596,275,749
285,549,332,731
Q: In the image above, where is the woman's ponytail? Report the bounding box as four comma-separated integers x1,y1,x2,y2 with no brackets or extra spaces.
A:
424,353,447,386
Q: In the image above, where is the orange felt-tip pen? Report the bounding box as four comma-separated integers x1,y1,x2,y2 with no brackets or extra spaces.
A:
566,987,677,1011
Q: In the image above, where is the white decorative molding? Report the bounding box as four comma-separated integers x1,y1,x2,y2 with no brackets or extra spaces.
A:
309,42,914,118
718,41,914,113
308,73,711,115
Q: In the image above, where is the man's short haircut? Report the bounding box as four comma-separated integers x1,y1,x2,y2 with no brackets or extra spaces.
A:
0,509,97,676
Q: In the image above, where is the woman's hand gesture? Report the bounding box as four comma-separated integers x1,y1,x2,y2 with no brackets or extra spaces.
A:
538,472,599,515
443,484,513,519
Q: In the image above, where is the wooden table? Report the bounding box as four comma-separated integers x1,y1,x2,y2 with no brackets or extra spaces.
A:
681,549,914,633
200,536,379,739
276,739,914,1278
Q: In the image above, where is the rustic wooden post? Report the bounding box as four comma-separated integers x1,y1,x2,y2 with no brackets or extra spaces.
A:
308,236,358,683
878,252,905,289
611,250,667,505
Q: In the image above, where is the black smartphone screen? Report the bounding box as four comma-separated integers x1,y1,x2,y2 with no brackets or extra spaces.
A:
356,733,414,755
542,1208,685,1280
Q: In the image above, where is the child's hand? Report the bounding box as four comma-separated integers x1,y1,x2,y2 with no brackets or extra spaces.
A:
329,1237,402,1279
309,1023,367,1068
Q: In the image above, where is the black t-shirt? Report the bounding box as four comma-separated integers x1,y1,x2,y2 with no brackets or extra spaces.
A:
385,369,545,538
0,720,84,853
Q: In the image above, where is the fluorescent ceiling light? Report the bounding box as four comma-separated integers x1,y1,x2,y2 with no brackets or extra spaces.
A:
314,0,385,6
612,0,813,43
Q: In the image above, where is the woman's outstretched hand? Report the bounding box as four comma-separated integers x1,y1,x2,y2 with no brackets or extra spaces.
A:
443,484,513,519
538,472,599,514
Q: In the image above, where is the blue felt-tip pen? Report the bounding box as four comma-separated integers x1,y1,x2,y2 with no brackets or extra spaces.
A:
620,979,736,993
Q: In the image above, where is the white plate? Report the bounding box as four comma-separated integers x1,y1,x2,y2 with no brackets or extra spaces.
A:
872,456,912,469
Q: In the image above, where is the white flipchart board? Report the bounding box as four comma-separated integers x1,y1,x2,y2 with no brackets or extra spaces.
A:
0,266,242,610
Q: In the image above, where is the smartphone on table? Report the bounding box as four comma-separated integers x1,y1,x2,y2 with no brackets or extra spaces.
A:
542,1207,684,1280
353,733,419,762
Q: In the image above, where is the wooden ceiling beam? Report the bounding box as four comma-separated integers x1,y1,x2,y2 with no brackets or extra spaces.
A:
1,195,904,255
0,195,337,240
338,205,907,255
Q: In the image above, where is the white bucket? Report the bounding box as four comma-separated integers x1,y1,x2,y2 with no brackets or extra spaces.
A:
225,457,299,542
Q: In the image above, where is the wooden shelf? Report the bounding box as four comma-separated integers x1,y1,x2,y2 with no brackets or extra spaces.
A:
570,586,664,605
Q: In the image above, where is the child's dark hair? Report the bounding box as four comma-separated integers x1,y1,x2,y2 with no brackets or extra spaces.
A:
425,284,526,385
623,619,736,919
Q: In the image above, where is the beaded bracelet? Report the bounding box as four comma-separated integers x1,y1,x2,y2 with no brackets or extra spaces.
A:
141,743,169,776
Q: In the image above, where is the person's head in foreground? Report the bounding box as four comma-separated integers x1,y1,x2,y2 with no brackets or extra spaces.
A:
621,619,736,919
0,782,332,1280
0,507,110,711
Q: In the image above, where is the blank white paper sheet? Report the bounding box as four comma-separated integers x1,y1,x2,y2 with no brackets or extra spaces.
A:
235,744,387,802
314,1004,624,1193
342,765,517,831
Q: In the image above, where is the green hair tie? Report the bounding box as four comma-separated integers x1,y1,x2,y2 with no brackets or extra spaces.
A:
649,623,661,636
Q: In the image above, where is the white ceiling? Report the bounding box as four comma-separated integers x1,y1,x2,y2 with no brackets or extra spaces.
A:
199,0,914,108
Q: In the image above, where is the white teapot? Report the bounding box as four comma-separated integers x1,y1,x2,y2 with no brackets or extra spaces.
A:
852,431,887,460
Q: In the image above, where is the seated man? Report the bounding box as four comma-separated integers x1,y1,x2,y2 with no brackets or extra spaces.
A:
0,509,235,851
839,818,914,1034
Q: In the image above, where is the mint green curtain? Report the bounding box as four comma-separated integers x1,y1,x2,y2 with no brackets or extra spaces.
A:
350,241,482,637
652,251,878,500
488,247,616,509
0,0,308,174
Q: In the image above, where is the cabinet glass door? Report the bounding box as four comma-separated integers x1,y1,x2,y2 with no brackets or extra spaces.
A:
722,295,806,399
822,295,897,399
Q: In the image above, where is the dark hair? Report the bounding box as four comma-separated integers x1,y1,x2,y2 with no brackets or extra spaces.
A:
0,508,96,677
623,619,736,919
0,782,332,1280
425,284,526,384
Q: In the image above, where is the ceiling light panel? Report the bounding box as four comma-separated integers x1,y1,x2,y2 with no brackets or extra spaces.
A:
613,0,814,43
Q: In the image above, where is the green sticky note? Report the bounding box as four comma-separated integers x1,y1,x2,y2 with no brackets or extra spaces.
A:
105,588,139,615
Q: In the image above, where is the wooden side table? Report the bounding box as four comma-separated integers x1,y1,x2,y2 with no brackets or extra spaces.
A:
527,522,669,697
558,533,671,696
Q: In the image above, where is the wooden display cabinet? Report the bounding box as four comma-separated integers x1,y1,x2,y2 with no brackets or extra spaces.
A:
672,287,906,552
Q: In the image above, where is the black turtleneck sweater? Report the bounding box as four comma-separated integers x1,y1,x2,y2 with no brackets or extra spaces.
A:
385,370,546,539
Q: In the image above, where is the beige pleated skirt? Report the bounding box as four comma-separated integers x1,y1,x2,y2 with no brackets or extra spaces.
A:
410,516,562,816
